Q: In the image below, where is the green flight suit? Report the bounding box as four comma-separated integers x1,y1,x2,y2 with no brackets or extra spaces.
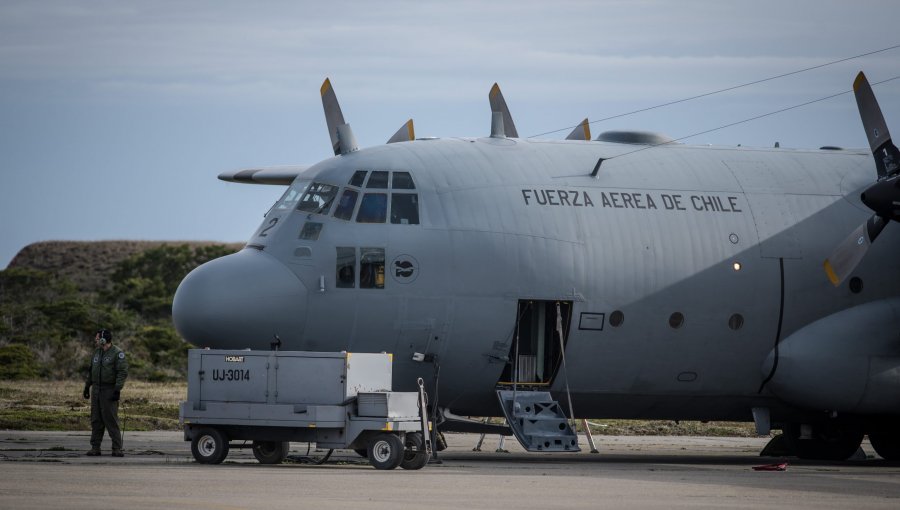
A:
85,345,129,451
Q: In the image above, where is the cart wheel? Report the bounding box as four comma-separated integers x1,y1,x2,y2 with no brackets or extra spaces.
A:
252,441,289,464
400,432,429,470
367,433,403,470
191,427,229,464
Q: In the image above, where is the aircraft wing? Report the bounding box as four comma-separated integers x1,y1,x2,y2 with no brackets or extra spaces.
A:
218,165,309,185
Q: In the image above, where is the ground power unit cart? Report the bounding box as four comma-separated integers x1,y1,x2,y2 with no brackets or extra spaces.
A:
180,349,430,470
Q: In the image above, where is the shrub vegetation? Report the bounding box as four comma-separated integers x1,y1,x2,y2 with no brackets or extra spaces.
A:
0,242,237,381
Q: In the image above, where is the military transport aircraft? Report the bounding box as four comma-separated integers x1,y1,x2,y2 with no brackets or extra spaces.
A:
173,73,900,461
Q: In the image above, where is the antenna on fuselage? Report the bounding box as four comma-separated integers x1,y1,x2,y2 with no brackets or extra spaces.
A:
590,157,605,178
320,78,359,155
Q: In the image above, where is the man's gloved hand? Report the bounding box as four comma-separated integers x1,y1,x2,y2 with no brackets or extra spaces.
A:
110,389,120,402
82,385,90,399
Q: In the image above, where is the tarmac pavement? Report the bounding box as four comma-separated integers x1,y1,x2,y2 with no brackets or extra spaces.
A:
1,431,899,509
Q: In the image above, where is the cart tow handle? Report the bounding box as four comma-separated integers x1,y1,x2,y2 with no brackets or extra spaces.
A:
417,377,432,455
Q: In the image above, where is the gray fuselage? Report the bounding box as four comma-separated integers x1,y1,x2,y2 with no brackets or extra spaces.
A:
173,137,899,422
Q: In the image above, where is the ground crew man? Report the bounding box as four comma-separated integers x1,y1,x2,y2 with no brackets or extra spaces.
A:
83,329,128,456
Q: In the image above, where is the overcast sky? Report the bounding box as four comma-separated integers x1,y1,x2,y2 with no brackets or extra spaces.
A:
2,0,900,267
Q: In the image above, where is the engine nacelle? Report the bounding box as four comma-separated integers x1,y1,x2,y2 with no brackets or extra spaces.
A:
762,298,900,414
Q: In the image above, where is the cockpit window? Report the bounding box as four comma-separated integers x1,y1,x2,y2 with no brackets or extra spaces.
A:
390,194,419,224
356,193,387,223
366,171,389,189
349,171,367,187
391,172,415,190
273,179,310,212
297,182,338,215
333,189,359,221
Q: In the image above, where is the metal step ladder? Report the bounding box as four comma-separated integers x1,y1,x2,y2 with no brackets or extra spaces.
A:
496,390,580,452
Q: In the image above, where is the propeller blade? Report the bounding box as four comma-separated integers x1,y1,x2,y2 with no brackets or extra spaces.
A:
853,72,900,179
488,83,518,138
320,78,358,155
565,118,591,141
823,215,887,286
386,119,415,144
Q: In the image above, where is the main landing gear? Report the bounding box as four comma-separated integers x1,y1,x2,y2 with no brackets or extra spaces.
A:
867,419,900,461
782,421,864,461
780,418,900,461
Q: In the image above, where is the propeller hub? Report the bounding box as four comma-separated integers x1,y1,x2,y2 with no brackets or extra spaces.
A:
860,175,900,221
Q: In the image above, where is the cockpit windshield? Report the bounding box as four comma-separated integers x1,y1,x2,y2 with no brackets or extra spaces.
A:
329,170,419,224
273,179,310,212
297,182,339,215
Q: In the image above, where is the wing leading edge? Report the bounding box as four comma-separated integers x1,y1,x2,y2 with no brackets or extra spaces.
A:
218,166,309,185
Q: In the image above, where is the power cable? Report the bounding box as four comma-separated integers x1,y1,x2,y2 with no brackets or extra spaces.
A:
603,75,900,162
528,43,900,139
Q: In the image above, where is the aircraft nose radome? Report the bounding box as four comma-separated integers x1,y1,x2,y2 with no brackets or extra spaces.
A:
172,249,307,349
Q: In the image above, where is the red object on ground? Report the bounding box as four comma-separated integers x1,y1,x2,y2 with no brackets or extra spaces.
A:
752,462,788,471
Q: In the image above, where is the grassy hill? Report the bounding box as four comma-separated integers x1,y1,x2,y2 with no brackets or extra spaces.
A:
1,240,242,381
8,240,243,293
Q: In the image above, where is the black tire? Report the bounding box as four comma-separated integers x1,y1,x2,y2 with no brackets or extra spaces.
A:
435,430,448,451
252,441,289,464
400,432,429,470
783,422,864,461
354,448,368,458
868,421,900,460
869,432,900,461
191,427,229,465
367,433,403,470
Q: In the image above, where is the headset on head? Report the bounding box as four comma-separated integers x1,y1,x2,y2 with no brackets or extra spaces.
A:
96,329,112,346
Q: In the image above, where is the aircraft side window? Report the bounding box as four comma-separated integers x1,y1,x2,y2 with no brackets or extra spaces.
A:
366,171,389,189
333,189,359,221
299,222,322,240
391,172,415,190
336,247,356,288
356,193,387,223
390,193,419,225
297,182,338,215
349,170,367,187
360,247,385,289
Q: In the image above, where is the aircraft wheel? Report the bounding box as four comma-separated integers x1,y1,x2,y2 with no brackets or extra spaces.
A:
400,432,429,470
868,421,900,460
367,433,403,470
783,421,864,461
191,427,229,464
252,440,289,464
